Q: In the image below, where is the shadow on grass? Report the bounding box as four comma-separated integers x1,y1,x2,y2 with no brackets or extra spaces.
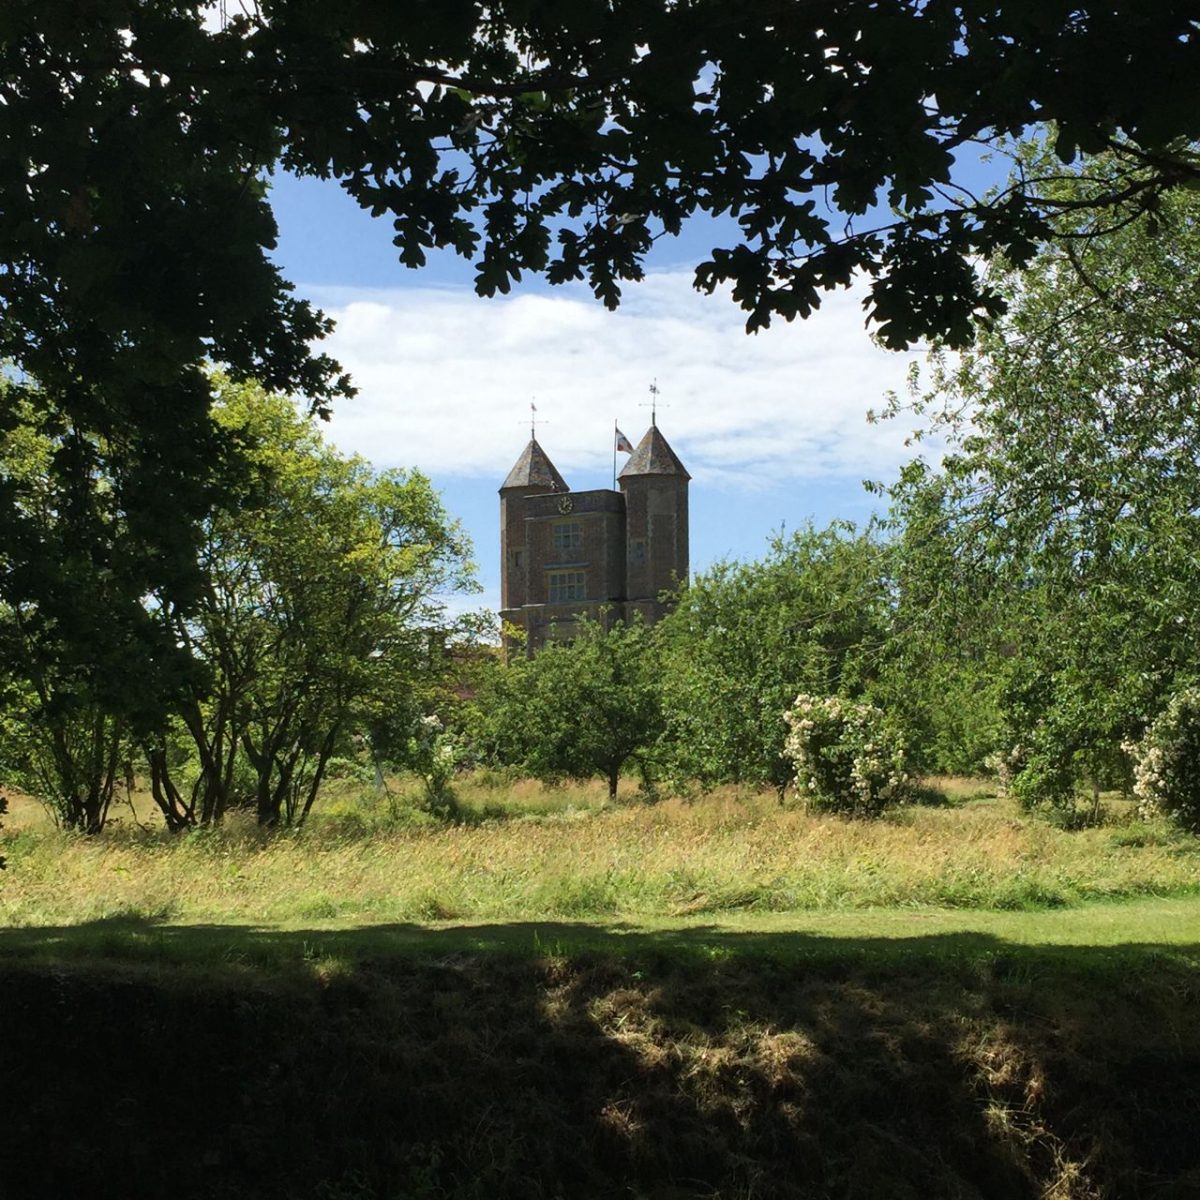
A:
3,910,1199,973
2,917,1200,1200
0,914,1014,965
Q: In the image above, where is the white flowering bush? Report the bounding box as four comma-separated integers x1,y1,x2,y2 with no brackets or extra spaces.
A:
984,744,1027,799
407,714,460,818
783,694,909,818
1130,687,1200,832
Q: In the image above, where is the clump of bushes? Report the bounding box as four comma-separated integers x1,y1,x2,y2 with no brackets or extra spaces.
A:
784,694,909,818
1130,686,1200,832
990,718,1129,821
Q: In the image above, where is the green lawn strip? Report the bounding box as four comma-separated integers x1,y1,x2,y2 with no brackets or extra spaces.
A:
671,895,1200,945
3,894,1198,977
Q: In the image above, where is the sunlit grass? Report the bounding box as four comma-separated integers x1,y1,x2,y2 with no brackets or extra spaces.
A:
3,774,1198,929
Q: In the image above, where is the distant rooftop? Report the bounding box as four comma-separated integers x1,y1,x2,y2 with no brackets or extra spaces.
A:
619,425,691,480
501,438,569,492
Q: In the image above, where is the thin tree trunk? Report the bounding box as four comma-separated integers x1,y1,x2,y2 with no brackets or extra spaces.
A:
145,744,194,832
81,718,121,834
241,731,280,827
298,725,340,828
181,700,228,826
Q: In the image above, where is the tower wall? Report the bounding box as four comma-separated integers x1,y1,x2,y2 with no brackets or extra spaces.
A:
620,474,689,617
498,437,569,626
499,486,538,611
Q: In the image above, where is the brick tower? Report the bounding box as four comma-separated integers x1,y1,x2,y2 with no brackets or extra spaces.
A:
499,438,568,613
619,422,690,624
499,423,689,652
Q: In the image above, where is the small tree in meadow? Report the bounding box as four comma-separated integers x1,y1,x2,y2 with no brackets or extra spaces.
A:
784,694,909,818
476,616,662,800
149,381,478,830
1130,686,1200,833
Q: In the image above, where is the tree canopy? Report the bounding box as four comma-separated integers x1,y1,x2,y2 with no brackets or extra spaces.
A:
887,142,1200,801
657,525,889,792
4,1,1197,353
475,617,662,799
153,380,478,829
1,2,1198,726
0,377,477,830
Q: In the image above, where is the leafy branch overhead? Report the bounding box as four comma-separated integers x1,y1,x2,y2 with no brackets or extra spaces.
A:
0,1,1197,735
3,1,1198,359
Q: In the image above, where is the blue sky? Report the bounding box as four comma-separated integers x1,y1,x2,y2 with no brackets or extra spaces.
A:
266,171,946,612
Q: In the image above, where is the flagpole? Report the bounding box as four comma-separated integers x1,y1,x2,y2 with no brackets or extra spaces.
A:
612,418,617,490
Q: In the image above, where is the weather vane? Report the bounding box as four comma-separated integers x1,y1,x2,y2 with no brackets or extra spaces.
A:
640,380,668,427
527,399,544,440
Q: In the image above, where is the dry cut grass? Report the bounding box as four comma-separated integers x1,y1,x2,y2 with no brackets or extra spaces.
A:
3,776,1199,928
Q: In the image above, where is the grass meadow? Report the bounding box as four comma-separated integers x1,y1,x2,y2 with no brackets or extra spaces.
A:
5,774,1200,1199
3,773,1199,930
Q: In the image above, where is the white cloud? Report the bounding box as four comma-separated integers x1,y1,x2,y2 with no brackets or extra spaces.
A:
310,271,931,491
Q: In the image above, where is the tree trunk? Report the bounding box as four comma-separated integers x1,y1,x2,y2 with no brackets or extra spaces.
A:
607,764,619,801
80,718,120,833
256,780,280,827
298,725,340,828
241,732,281,827
145,744,194,832
181,701,228,826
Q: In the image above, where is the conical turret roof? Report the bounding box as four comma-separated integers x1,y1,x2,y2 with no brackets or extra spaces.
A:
501,438,569,492
619,425,690,480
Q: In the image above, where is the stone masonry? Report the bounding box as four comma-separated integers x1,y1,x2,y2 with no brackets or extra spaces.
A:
499,425,690,652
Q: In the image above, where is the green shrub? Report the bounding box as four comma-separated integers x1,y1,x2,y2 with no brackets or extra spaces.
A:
1131,686,1200,833
323,755,376,785
1008,748,1076,812
994,708,1133,819
783,694,909,818
406,715,461,820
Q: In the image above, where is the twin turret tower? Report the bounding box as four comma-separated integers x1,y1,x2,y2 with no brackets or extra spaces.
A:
499,421,690,652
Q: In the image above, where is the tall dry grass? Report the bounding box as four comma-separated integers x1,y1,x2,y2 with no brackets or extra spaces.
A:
3,775,1198,927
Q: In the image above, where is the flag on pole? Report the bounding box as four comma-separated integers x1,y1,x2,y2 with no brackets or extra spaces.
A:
615,427,634,454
